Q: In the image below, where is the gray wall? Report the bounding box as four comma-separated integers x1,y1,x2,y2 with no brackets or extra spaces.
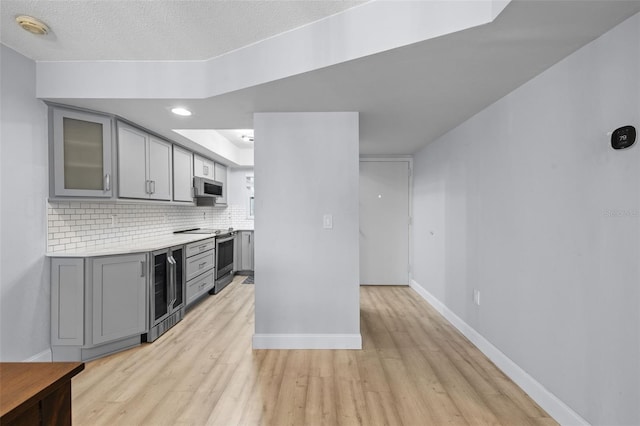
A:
412,13,639,425
0,45,51,361
253,112,360,347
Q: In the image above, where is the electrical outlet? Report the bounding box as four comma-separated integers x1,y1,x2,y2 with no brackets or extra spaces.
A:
110,215,117,228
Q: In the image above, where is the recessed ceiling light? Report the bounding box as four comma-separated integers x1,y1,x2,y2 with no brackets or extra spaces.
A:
241,135,254,142
171,107,192,116
16,15,49,36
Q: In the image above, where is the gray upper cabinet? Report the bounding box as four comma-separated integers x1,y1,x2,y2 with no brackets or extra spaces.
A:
91,254,147,345
148,137,172,200
214,163,227,205
194,154,214,179
118,124,147,199
118,122,172,201
173,145,194,202
51,108,114,198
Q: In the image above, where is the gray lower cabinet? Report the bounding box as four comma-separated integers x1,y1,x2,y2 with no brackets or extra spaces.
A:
185,238,216,306
237,231,254,272
91,255,147,345
51,253,147,361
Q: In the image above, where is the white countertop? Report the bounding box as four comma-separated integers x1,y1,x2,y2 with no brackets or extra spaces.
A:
46,233,218,258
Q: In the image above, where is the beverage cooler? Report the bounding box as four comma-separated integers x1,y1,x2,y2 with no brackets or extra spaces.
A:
145,245,185,342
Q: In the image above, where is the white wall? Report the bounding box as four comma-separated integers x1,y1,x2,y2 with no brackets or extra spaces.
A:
253,112,360,349
412,13,639,425
227,167,253,206
0,46,51,361
227,168,254,230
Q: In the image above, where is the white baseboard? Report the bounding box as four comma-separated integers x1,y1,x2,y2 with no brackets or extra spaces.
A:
23,348,53,362
359,283,409,286
253,333,362,349
409,279,589,426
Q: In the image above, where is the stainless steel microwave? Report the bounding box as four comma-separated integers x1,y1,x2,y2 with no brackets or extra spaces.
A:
193,176,223,198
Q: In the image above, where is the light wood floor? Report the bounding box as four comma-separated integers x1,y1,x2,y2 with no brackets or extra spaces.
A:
72,276,557,425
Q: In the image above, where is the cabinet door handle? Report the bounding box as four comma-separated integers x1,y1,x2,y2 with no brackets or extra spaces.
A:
167,257,173,308
105,174,111,191
248,234,251,244
145,180,150,194
151,180,156,194
140,261,145,277
199,245,207,251
199,262,207,269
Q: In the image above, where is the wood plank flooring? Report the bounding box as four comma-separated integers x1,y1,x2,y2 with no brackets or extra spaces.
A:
72,276,557,425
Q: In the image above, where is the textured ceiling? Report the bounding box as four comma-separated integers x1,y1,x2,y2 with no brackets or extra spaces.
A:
0,0,366,61
6,0,640,163
50,1,640,160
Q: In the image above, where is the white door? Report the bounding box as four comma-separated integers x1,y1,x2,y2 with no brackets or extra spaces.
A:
359,160,410,285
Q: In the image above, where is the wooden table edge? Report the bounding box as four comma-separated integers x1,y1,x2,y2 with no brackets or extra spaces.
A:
0,362,85,422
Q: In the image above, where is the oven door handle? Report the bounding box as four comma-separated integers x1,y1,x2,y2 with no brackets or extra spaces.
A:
216,235,236,245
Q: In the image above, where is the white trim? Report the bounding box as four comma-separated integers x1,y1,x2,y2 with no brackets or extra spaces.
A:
23,348,53,362
409,279,590,426
359,155,414,161
252,333,362,349
360,283,409,286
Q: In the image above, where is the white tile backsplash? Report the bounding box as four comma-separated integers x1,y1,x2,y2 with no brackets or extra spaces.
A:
228,203,255,230
46,201,253,252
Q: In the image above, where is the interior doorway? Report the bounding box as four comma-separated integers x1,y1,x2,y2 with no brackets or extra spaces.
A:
359,158,412,285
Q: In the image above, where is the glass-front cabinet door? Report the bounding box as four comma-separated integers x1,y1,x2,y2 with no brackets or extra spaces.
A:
152,251,169,323
52,108,113,197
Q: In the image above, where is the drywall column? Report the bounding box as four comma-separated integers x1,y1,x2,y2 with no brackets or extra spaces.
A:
0,46,51,361
253,112,361,349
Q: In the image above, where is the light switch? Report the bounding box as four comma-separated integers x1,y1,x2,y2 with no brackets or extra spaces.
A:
323,214,333,229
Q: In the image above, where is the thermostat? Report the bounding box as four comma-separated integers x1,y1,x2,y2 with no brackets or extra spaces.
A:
611,125,636,150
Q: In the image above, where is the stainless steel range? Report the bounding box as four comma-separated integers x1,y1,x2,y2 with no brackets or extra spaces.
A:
174,228,237,294
213,232,235,293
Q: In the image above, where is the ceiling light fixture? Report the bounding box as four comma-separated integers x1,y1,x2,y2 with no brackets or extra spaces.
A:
16,15,49,35
241,134,254,142
171,107,192,116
